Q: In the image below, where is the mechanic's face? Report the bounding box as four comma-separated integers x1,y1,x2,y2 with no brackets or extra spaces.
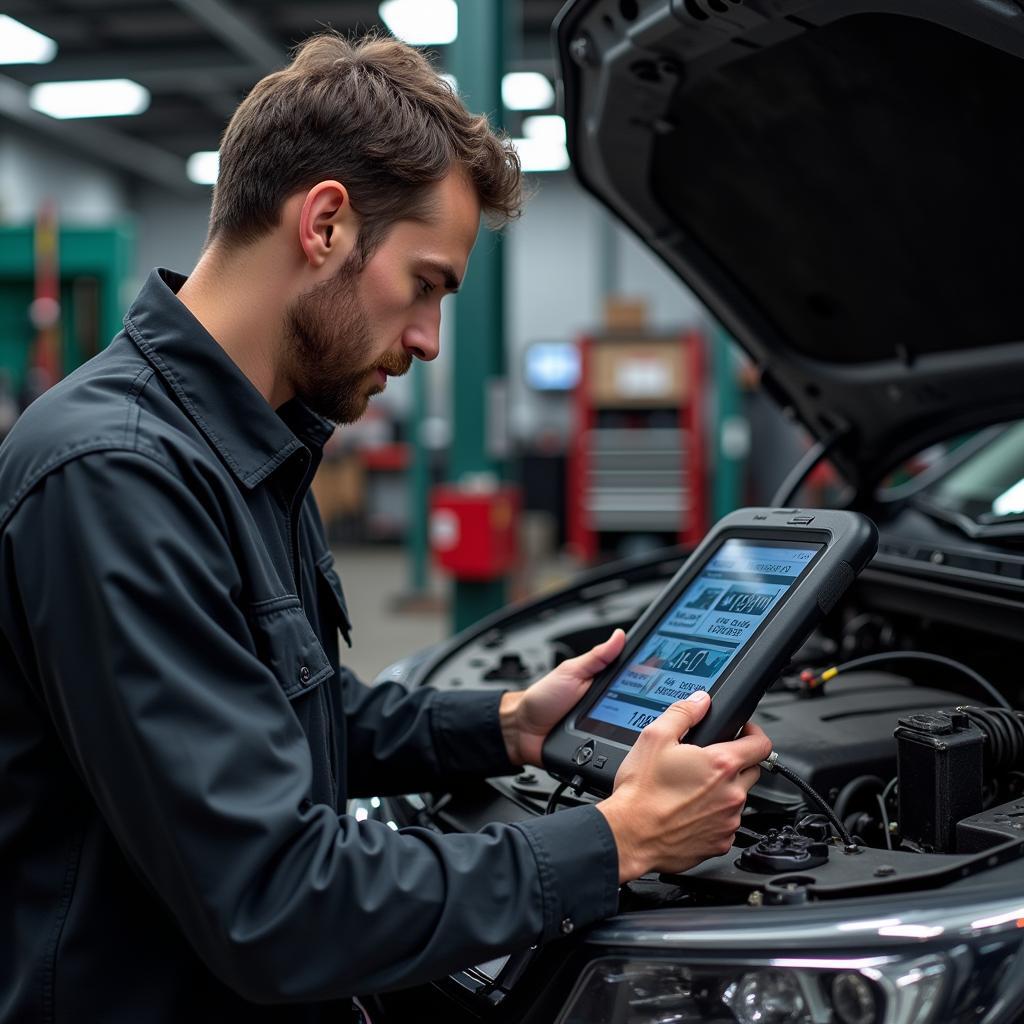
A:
285,172,479,424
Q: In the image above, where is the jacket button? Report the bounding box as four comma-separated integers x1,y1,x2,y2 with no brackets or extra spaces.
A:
299,665,311,684
560,917,574,935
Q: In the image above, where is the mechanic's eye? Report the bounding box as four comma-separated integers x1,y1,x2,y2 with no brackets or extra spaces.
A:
417,277,436,297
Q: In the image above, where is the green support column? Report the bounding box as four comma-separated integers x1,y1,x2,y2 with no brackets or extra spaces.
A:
711,323,746,518
448,0,508,633
406,359,430,595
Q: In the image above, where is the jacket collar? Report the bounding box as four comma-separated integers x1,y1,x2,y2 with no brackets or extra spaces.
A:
123,269,334,489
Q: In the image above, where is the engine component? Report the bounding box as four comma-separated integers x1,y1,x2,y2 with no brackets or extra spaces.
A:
958,705,1024,776
738,824,830,874
758,756,856,847
482,653,532,682
957,796,1024,853
895,709,984,853
749,674,966,812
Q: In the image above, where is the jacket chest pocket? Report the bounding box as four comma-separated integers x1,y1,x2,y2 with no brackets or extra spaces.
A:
248,595,338,805
247,596,333,698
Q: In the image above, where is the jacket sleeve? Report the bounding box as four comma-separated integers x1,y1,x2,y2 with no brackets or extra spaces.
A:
307,493,520,796
9,449,620,1002
339,670,520,797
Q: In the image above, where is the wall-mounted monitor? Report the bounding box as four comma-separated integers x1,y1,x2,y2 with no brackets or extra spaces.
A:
524,341,580,392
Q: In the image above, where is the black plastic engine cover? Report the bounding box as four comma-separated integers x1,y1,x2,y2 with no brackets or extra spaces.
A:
751,673,966,808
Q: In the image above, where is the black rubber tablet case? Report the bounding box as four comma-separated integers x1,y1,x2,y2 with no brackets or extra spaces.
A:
541,507,878,796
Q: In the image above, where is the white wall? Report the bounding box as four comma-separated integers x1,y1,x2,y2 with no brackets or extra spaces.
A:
131,188,211,284
617,224,705,329
0,130,128,226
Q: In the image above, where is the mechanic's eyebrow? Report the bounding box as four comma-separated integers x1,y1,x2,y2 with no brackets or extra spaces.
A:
422,259,461,293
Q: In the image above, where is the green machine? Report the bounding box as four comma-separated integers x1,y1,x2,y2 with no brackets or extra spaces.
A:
0,222,134,398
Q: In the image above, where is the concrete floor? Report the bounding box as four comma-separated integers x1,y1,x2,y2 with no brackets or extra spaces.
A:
330,545,448,683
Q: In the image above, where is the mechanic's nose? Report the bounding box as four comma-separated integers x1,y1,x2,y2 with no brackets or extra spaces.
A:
403,319,440,362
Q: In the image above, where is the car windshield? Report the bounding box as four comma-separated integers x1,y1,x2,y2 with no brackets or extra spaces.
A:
920,421,1024,523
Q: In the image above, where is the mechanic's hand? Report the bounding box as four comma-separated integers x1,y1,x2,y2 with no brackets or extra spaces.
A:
499,629,626,768
596,692,772,883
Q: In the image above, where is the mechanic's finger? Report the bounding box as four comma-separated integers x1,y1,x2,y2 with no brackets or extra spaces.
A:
715,726,773,769
645,690,710,742
562,628,626,680
737,763,762,790
737,721,773,761
737,721,770,743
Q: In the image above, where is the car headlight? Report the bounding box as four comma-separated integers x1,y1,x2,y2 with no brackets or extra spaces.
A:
556,897,1024,1024
556,956,943,1024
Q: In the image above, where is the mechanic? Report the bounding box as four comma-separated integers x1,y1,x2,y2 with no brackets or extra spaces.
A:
0,32,772,1023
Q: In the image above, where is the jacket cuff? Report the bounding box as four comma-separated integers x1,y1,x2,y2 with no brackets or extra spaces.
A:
431,689,518,779
512,804,621,941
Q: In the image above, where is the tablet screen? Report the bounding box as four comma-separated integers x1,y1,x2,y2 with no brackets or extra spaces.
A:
579,538,823,736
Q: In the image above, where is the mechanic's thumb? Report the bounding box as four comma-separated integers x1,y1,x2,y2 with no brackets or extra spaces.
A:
648,690,710,742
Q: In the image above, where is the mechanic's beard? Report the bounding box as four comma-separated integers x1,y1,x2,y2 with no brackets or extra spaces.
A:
284,260,404,425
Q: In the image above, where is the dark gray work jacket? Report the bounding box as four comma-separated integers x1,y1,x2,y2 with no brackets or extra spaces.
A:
0,269,619,1023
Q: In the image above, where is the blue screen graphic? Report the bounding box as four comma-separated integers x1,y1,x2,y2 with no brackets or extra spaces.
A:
585,539,820,733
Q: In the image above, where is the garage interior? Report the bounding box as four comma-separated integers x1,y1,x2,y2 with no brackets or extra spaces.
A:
5,3,1024,1022
0,0,815,680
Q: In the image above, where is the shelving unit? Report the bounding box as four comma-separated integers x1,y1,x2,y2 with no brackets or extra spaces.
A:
567,330,708,562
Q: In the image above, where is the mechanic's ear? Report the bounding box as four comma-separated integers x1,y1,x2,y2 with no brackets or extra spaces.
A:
298,180,359,269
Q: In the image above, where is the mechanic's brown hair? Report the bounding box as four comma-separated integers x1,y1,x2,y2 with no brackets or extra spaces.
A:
208,31,522,259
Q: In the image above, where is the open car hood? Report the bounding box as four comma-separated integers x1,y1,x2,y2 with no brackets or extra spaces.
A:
555,0,1024,493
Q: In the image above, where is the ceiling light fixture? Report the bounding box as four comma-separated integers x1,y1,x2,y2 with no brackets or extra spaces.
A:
502,72,555,111
379,0,458,46
522,114,566,144
187,151,220,186
0,15,57,65
511,137,569,174
29,79,150,119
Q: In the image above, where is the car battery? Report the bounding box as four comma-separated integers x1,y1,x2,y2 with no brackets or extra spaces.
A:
895,710,983,853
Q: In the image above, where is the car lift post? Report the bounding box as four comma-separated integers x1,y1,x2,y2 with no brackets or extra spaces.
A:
447,0,510,634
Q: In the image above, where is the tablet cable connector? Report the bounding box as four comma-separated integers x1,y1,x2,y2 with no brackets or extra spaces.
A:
760,752,860,852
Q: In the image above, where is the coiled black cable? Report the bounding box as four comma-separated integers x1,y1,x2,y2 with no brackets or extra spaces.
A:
958,706,1024,773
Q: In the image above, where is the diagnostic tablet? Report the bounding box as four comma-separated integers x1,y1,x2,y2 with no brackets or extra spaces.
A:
542,508,877,795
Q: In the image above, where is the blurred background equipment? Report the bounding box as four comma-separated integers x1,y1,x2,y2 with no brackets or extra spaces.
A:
568,298,708,563
0,215,132,418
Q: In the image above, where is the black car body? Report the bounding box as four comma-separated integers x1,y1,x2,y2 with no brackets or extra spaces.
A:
371,2,1024,1021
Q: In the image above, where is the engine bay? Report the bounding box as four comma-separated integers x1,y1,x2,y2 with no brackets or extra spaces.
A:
376,542,1024,910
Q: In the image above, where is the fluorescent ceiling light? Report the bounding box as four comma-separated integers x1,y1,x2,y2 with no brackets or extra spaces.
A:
0,15,57,65
502,72,555,111
379,0,457,45
522,115,566,144
511,137,569,174
29,79,150,119
187,151,220,186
